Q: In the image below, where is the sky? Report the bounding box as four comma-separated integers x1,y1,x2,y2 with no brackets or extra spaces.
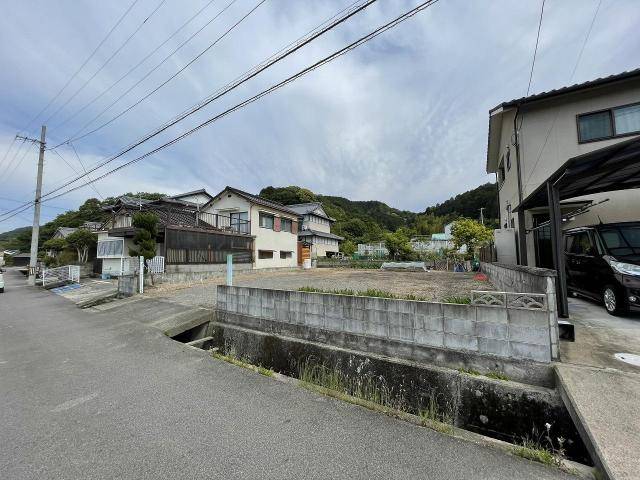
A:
0,0,639,233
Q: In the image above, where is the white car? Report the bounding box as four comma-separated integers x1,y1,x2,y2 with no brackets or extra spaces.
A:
0,271,4,293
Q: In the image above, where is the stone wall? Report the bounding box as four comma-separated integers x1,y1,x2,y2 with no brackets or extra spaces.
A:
216,285,557,364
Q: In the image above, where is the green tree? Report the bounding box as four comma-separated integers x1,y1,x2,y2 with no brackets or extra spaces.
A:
385,230,413,260
42,237,67,255
129,212,158,260
340,239,356,256
450,218,493,256
259,186,317,205
66,229,97,263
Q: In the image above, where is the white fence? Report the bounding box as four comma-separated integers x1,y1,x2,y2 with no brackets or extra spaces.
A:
42,265,80,287
146,256,165,274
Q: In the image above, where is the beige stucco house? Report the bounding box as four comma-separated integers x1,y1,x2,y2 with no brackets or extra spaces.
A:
203,187,299,268
487,69,640,267
286,202,343,257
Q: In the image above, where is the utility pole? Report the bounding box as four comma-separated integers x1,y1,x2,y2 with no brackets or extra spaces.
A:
17,126,46,286
479,207,485,225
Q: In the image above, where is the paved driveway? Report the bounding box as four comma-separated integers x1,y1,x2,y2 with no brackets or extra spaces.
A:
562,296,640,372
0,269,571,479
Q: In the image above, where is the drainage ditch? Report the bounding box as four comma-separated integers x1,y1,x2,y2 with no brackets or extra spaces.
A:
173,321,592,465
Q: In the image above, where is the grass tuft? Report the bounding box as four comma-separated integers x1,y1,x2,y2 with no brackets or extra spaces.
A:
442,295,471,304
458,367,481,376
298,287,429,301
298,360,455,435
511,441,558,466
210,350,274,377
485,371,509,381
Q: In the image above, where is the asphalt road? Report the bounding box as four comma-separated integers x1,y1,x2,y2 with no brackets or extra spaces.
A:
0,268,574,479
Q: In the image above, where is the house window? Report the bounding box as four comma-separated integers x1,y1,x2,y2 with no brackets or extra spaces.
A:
280,251,292,259
259,212,274,229
578,111,612,142
577,102,640,142
281,218,292,233
97,239,124,258
230,211,249,233
498,157,506,185
258,250,274,259
614,104,640,135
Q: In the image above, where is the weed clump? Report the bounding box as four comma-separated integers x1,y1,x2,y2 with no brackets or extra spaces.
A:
210,350,274,377
298,287,429,301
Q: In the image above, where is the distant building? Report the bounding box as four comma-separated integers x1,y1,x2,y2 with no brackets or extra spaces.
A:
357,241,389,257
286,202,343,257
410,222,456,253
9,252,31,267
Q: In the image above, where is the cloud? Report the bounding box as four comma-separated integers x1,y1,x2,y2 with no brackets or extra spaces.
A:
1,0,639,232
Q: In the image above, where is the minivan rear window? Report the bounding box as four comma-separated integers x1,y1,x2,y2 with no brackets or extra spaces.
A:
600,226,640,257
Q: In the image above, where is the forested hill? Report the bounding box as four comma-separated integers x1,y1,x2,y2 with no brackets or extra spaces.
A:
423,183,498,219
259,183,498,244
1,184,498,252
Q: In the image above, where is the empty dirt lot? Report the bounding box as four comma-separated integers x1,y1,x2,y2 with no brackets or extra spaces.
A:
146,268,494,308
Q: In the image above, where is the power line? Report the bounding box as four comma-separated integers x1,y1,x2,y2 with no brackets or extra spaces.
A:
39,0,441,205
51,0,257,148
526,0,545,97
0,135,18,169
522,0,602,188
0,140,34,184
0,196,67,211
43,0,168,125
2,0,436,222
19,0,141,135
48,0,378,188
44,0,361,192
52,148,103,200
54,0,220,131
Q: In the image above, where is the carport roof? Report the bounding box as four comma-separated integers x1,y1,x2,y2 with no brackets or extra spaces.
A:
515,136,640,211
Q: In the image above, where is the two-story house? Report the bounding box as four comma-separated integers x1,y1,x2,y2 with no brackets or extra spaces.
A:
202,186,300,268
286,202,343,257
487,69,640,268
97,192,254,276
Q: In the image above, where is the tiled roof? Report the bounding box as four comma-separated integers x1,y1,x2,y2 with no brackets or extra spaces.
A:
490,68,640,112
211,186,300,216
297,229,343,240
286,202,335,221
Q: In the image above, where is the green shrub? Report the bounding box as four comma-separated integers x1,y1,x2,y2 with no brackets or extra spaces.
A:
442,295,471,304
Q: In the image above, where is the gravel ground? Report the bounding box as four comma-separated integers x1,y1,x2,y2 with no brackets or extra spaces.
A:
145,268,493,308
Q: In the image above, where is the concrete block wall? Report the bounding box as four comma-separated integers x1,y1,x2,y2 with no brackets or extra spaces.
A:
481,262,560,360
217,286,554,363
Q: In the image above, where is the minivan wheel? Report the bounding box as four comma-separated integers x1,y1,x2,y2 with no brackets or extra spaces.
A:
603,285,626,316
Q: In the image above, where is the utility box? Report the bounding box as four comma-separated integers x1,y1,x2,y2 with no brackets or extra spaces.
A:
494,228,518,265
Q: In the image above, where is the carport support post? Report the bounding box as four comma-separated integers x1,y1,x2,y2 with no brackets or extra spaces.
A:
547,181,569,318
517,209,527,266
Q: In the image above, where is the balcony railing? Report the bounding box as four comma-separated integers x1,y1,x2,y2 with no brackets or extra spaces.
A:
197,211,251,234
109,209,251,235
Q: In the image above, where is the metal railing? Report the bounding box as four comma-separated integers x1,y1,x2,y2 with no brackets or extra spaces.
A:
197,211,251,234
42,265,80,287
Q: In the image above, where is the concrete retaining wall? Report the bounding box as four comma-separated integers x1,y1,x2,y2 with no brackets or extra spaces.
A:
203,321,590,463
481,262,560,360
217,286,556,364
481,262,556,295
